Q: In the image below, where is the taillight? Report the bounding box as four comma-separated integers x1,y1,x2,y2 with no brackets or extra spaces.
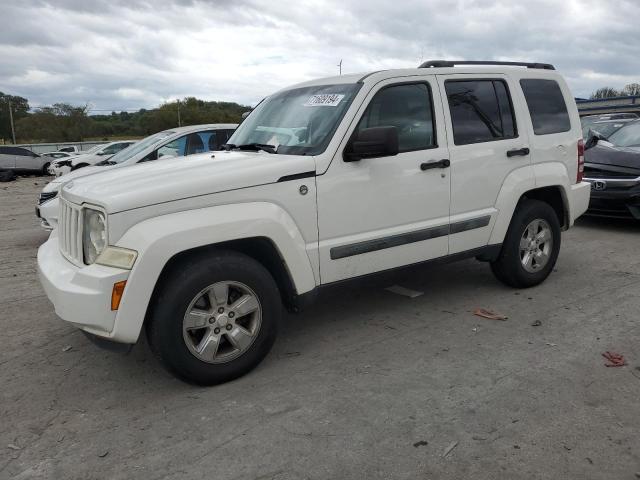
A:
577,139,585,183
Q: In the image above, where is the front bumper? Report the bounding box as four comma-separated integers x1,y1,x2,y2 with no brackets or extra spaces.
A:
38,233,131,341
584,178,640,219
36,197,59,230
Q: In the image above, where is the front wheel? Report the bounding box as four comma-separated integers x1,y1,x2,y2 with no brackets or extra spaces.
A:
42,163,50,175
490,199,561,288
146,250,281,385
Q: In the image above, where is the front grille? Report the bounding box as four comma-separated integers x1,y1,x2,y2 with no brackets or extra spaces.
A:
584,166,639,179
59,199,83,265
38,191,58,205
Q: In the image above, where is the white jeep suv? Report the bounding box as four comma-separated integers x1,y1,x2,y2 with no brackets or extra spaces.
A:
38,61,590,385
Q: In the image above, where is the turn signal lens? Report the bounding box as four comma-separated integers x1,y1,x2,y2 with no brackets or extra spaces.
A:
111,281,127,311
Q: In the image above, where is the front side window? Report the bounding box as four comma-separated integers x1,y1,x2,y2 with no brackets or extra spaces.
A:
445,79,517,145
520,79,571,135
229,83,361,156
354,83,436,152
157,137,186,159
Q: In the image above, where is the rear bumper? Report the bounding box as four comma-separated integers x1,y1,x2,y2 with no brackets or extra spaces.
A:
567,182,591,225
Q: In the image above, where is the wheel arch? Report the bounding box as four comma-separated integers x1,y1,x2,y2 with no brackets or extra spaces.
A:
108,202,317,344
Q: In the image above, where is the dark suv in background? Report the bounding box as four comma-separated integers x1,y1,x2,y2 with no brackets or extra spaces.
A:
583,120,640,219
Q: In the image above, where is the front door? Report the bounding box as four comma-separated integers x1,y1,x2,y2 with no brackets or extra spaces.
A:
317,76,451,284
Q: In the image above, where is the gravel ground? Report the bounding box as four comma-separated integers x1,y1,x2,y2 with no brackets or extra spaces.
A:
1,177,640,480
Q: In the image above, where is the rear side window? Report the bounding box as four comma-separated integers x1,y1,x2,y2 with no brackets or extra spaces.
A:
445,80,517,145
520,79,571,135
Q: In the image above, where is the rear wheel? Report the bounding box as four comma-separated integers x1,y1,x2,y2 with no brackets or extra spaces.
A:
490,199,561,288
147,250,281,385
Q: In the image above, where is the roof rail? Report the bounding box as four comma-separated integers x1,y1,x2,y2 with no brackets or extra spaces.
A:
418,60,555,70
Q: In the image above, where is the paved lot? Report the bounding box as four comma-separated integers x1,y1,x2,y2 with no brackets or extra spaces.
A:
1,177,640,480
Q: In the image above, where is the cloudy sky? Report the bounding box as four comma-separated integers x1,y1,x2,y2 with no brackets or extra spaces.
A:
1,0,639,112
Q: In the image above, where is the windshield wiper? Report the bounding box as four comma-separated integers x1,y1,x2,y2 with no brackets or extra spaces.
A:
221,143,277,154
96,160,116,166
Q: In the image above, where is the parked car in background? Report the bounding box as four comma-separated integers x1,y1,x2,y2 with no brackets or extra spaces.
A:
42,151,74,160
581,118,635,140
0,146,52,175
37,61,589,384
50,141,137,176
37,124,237,229
57,145,82,154
583,120,640,219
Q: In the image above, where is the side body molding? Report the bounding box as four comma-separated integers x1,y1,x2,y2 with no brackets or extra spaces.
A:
110,202,316,343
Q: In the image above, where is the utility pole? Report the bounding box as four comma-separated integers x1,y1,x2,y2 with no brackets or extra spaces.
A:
8,99,16,144
337,59,342,75
177,100,182,127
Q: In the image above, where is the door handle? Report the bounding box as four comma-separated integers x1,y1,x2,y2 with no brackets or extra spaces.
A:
506,147,530,157
420,159,450,171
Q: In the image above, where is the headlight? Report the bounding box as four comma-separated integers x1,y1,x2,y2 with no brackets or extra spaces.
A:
83,208,107,264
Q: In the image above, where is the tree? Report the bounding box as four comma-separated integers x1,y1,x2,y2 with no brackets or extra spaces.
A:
622,83,640,96
590,87,621,99
0,92,29,142
15,103,91,143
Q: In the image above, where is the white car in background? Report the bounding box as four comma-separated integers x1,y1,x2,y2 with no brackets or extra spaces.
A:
42,151,74,160
37,123,237,229
50,140,137,176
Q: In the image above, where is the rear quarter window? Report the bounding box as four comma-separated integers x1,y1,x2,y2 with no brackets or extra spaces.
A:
520,79,571,135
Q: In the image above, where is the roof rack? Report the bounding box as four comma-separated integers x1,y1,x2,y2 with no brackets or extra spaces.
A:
418,60,555,70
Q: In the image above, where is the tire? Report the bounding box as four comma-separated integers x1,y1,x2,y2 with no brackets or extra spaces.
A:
71,163,89,171
146,250,282,385
42,163,50,176
490,199,561,288
0,169,16,182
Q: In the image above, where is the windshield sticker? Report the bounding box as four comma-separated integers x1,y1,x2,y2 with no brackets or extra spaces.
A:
303,94,345,107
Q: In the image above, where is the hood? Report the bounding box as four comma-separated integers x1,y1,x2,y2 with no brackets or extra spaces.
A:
61,150,316,213
70,153,105,166
42,165,113,192
585,142,640,170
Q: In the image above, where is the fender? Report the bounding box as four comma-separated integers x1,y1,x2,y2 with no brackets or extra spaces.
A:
110,202,317,343
489,162,571,245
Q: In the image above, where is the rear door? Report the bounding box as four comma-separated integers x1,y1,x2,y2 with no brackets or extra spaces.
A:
437,74,531,253
0,147,15,169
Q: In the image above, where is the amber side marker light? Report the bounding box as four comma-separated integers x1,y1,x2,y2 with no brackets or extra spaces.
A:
111,281,127,311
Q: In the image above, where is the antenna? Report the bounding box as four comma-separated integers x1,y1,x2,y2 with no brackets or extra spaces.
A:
337,59,342,75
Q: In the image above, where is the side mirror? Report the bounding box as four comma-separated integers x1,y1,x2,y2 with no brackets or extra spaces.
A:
241,111,251,119
344,126,399,162
585,130,605,150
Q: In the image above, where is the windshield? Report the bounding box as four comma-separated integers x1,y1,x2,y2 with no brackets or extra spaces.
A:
228,83,361,155
582,121,628,140
109,130,174,164
83,144,106,155
606,121,640,147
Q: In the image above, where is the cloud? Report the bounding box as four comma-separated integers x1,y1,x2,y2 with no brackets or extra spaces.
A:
0,0,638,111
